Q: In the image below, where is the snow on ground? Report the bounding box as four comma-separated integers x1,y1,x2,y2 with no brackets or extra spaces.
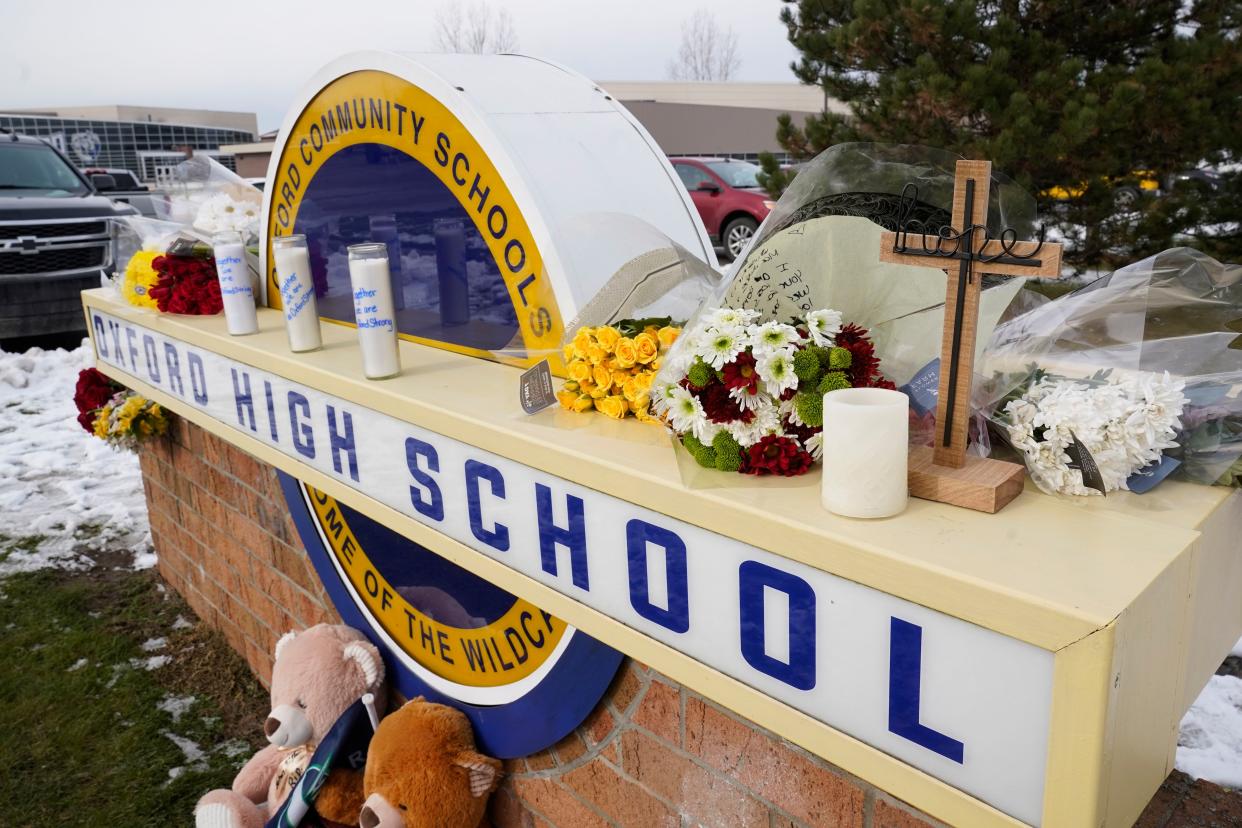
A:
1177,667,1242,789
0,341,152,574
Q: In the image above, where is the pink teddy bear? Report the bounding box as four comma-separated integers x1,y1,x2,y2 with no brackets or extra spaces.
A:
195,624,386,828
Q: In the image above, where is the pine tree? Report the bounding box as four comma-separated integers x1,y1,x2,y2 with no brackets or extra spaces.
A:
757,0,1242,272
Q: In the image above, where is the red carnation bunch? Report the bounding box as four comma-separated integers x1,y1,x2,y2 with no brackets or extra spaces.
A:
73,368,122,432
744,434,814,476
148,254,223,315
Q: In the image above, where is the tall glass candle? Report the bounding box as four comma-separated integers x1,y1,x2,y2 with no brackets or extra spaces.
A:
212,232,259,335
272,235,322,353
369,213,406,311
434,218,469,326
347,243,401,379
820,388,909,518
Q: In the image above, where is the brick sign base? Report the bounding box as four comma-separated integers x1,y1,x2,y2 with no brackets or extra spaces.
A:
141,418,1227,827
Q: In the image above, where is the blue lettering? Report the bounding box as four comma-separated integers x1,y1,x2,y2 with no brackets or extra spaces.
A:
142,335,160,383
535,484,588,591
326,405,359,482
230,369,256,432
163,343,183,396
888,618,965,763
187,352,208,404
263,380,279,441
404,438,444,521
92,315,108,357
287,392,315,459
625,520,689,633
107,320,124,366
464,460,508,551
738,561,816,691
125,327,139,372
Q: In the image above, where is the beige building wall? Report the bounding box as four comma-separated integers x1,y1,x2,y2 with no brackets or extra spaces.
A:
620,101,814,157
600,81,843,116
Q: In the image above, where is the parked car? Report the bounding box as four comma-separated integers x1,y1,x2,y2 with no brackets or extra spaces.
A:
81,167,169,218
670,157,775,260
0,131,135,340
1043,167,1223,210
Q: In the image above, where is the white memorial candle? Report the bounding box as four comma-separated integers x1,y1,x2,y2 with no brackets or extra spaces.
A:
272,235,322,353
820,388,909,519
347,242,401,379
212,232,259,336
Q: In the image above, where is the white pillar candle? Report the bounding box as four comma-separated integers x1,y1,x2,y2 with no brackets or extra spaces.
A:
820,388,909,519
212,232,259,336
347,242,401,379
272,235,322,353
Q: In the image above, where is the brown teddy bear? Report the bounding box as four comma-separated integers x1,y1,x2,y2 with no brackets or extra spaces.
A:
316,697,503,828
195,624,387,828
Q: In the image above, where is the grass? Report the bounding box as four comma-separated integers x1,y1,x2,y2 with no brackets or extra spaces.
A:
0,542,270,827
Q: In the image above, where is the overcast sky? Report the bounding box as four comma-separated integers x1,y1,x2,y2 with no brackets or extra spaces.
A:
1,0,801,133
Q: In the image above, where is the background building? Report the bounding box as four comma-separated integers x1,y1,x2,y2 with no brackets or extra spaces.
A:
219,82,839,181
0,105,258,183
601,81,843,163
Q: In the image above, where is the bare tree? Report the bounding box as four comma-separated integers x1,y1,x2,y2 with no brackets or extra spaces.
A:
667,9,742,81
434,0,519,54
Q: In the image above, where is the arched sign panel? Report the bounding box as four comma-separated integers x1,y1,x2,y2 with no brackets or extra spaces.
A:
279,471,623,757
264,69,564,362
260,53,703,756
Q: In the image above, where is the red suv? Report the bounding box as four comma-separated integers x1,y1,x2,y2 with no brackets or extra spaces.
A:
670,157,775,260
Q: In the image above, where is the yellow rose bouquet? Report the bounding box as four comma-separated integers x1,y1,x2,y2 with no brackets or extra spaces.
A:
556,318,681,423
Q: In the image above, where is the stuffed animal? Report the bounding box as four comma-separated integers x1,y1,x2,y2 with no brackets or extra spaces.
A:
334,697,503,828
195,624,387,828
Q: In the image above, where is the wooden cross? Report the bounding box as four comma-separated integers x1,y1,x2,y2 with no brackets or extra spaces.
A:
878,159,1063,512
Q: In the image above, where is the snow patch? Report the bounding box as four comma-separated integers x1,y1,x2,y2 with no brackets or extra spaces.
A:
0,341,154,576
66,658,89,672
142,637,167,652
171,615,193,630
130,655,171,671
157,694,196,724
1176,674,1242,789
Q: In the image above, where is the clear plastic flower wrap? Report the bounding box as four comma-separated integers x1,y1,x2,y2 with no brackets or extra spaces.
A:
976,247,1242,494
108,215,190,309
157,154,262,241
486,213,723,372
660,143,1036,390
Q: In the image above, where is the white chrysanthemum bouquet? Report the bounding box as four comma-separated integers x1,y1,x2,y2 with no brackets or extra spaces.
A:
194,192,260,238
1001,371,1188,495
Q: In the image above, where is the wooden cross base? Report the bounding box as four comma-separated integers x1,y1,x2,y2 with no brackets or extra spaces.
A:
908,446,1025,514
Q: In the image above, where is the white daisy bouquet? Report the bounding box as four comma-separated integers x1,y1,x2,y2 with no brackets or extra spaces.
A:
998,370,1188,496
652,306,894,476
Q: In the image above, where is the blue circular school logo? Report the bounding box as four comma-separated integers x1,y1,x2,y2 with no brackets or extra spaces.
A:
278,472,622,758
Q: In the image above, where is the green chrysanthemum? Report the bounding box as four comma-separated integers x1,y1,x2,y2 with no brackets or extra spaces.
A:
795,391,823,428
828,347,852,370
682,434,717,468
711,431,743,472
792,348,823,384
687,359,714,389
818,370,851,395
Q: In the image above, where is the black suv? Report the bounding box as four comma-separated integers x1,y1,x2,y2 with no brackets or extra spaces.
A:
0,131,136,339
